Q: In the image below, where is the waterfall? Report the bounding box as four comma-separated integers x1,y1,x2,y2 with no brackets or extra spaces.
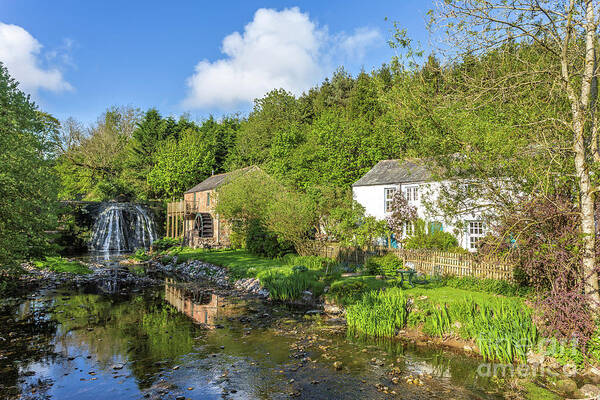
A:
89,203,157,252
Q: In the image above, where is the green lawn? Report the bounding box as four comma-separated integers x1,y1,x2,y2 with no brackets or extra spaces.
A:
171,248,287,280
165,248,522,306
167,248,333,300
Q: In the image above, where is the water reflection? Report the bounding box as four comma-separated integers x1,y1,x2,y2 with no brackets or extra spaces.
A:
164,278,233,327
0,284,507,400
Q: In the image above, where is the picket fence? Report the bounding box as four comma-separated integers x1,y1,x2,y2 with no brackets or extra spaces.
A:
315,244,514,281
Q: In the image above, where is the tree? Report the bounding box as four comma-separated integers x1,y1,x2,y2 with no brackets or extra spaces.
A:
0,63,59,269
228,89,300,168
386,190,417,236
147,125,216,198
55,106,141,200
431,0,600,304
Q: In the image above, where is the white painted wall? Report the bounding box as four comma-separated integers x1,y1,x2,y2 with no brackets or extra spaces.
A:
352,180,486,251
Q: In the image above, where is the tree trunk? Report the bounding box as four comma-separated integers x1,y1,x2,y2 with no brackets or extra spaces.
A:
574,115,600,306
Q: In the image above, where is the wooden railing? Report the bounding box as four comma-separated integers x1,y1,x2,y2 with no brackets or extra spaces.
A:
315,243,514,281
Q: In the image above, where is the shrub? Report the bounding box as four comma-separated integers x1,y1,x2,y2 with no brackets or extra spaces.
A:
132,249,151,262
365,253,402,276
479,195,596,345
246,219,294,258
443,276,529,297
151,237,180,252
346,288,408,338
405,229,461,252
328,280,368,305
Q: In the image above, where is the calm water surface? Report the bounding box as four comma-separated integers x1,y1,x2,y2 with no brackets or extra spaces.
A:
0,268,505,399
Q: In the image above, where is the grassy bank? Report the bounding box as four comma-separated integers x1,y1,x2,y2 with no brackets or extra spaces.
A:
33,256,92,274
161,248,335,301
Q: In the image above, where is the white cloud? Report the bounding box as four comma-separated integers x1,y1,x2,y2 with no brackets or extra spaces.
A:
336,27,382,60
0,22,72,94
183,7,381,109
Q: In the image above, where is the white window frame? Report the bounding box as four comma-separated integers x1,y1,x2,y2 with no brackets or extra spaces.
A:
404,221,415,237
467,221,485,250
384,187,396,213
403,185,419,202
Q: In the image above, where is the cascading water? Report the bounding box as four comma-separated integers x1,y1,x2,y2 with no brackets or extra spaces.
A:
89,203,157,252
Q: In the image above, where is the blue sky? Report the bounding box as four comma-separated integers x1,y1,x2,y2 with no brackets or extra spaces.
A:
0,1,433,124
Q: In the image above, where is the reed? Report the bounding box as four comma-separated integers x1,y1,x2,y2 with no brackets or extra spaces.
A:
257,268,323,301
346,288,408,338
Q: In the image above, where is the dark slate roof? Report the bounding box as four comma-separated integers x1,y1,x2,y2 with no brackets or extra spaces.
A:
185,166,257,193
352,159,431,187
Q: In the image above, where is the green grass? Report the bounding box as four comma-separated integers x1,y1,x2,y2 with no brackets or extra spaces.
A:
346,287,408,338
161,247,538,362
170,249,283,278
257,267,325,301
326,276,389,305
342,280,536,364
33,256,92,274
167,248,334,301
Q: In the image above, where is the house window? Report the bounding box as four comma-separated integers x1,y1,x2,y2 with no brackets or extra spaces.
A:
404,185,419,202
206,192,211,207
404,221,415,236
468,221,485,250
384,187,396,212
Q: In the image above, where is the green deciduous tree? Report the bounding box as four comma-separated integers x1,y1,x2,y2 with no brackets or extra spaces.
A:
0,63,59,269
428,0,600,304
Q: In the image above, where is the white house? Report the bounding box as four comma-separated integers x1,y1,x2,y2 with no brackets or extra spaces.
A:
352,159,487,251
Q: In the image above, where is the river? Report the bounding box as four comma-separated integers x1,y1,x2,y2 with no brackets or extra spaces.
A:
0,259,505,400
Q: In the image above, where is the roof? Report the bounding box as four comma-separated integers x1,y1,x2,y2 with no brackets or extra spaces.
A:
352,159,431,187
185,166,257,193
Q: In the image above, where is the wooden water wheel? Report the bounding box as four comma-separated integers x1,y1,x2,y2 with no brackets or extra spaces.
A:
194,213,213,238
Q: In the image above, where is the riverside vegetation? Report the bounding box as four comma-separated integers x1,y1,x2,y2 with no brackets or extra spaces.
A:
135,245,600,375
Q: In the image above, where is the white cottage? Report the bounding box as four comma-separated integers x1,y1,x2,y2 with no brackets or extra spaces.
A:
352,159,487,251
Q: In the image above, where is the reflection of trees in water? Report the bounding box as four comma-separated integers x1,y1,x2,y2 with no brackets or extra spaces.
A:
50,290,203,389
0,300,59,399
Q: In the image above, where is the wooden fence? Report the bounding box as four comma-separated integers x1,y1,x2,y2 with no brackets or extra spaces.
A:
315,243,514,281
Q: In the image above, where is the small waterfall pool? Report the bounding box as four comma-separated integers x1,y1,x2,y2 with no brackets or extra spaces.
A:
89,203,158,253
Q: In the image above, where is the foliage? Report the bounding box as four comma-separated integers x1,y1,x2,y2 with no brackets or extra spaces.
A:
346,288,408,338
147,126,216,198
56,108,239,201
55,107,141,201
132,249,152,262
386,190,417,235
151,237,181,252
480,195,596,344
365,253,402,276
33,256,92,274
443,276,528,297
328,280,368,305
0,63,59,270
416,296,537,363
216,168,318,255
257,267,324,301
245,219,294,258
404,220,461,251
